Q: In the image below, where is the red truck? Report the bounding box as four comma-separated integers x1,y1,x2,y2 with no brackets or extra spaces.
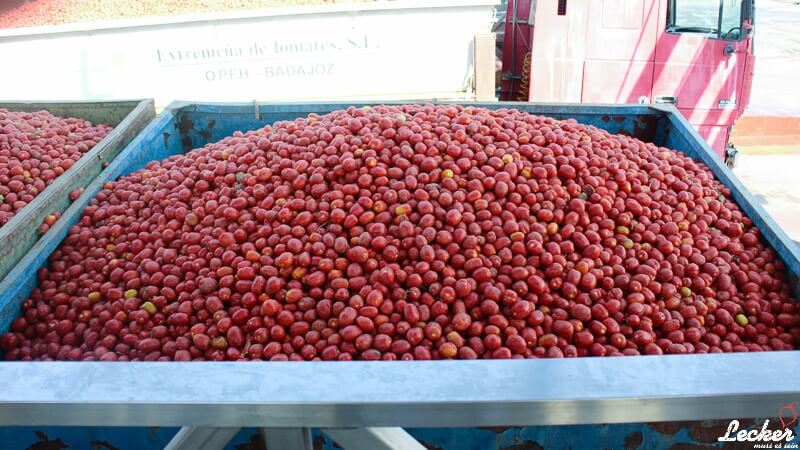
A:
500,0,756,166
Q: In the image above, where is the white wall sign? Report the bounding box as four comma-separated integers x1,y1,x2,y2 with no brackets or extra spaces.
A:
0,1,498,108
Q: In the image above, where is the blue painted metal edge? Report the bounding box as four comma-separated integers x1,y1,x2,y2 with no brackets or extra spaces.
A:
0,110,172,332
0,99,155,285
654,103,800,278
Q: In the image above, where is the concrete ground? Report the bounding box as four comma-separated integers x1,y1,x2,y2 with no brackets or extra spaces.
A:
746,0,800,117
734,154,800,242
730,0,800,241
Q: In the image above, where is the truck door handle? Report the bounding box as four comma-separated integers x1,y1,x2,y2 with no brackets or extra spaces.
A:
654,96,677,104
724,44,736,55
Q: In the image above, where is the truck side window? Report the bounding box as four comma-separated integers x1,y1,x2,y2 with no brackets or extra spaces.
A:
667,0,744,40
720,0,744,40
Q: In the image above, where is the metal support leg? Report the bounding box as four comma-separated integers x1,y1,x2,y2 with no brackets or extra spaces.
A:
260,427,312,450
165,426,241,450
321,427,425,450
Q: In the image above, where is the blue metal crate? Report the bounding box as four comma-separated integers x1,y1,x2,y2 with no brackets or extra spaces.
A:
0,101,797,448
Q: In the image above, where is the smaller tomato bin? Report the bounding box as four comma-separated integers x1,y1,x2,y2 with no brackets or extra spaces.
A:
0,101,796,450
0,100,155,288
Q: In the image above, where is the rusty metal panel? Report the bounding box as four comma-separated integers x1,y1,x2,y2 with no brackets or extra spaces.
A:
6,420,798,450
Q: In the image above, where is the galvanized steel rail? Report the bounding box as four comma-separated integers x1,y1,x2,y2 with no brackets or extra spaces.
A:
0,354,795,428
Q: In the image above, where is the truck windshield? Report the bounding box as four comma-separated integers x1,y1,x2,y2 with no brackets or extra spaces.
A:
668,0,745,40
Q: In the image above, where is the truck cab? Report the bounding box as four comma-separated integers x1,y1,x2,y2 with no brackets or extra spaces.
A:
501,0,756,160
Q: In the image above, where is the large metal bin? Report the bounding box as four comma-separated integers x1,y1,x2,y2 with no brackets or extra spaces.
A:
0,100,155,287
0,101,797,450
